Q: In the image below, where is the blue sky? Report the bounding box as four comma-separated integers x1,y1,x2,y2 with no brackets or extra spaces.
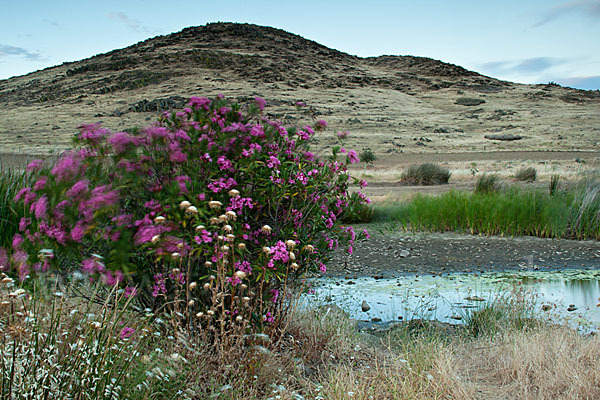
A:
1,0,599,90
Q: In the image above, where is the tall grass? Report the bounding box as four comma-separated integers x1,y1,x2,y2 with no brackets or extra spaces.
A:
0,169,30,248
373,183,600,239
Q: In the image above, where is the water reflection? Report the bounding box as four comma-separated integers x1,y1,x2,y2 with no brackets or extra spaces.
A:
305,269,600,328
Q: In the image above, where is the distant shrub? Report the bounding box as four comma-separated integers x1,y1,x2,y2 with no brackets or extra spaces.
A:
515,167,537,182
475,174,501,194
401,163,451,185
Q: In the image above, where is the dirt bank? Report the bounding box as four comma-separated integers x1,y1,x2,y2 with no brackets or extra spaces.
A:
327,229,600,278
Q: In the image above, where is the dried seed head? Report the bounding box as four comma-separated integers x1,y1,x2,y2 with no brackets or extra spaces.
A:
228,189,240,197
209,275,216,281
225,210,237,220
291,262,299,270
154,216,166,224
261,225,272,234
226,234,235,241
286,239,296,249
240,284,248,290
238,242,246,250
236,315,243,323
189,282,198,290
8,289,26,298
185,205,198,214
188,300,195,306
209,217,220,225
218,214,228,223
90,321,102,329
305,244,315,252
1,277,14,285
171,252,181,259
151,235,161,244
179,200,192,210
289,252,296,261
242,296,250,303
195,224,206,231
206,310,215,316
208,200,222,209
220,245,229,252
171,268,180,274
205,261,213,268
223,224,233,233
196,312,204,318
203,283,211,290
176,242,184,249
262,246,271,254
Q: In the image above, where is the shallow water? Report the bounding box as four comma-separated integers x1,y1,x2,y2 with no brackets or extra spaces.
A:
305,269,600,329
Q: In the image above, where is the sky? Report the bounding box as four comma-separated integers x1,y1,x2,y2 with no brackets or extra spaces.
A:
1,0,599,90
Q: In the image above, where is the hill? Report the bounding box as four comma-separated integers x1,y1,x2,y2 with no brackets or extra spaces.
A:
0,22,598,159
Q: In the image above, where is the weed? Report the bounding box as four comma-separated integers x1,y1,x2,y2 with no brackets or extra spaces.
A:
475,173,501,194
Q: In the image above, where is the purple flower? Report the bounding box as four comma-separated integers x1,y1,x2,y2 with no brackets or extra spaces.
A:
347,149,360,164
235,260,252,274
51,152,82,182
254,97,266,111
337,131,349,139
267,156,281,169
66,180,89,198
124,286,137,298
319,262,327,273
134,225,164,245
33,177,47,191
108,132,135,153
119,327,135,339
19,217,31,232
26,159,43,172
12,234,24,250
188,96,211,110
315,119,328,130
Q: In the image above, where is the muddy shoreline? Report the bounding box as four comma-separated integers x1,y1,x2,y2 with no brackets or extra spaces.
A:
326,230,600,279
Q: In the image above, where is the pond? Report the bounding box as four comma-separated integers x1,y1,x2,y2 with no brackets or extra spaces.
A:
305,268,600,330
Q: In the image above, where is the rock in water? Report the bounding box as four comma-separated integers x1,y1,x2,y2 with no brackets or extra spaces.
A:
361,300,371,312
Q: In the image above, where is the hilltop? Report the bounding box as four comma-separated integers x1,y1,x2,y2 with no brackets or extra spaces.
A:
0,22,598,160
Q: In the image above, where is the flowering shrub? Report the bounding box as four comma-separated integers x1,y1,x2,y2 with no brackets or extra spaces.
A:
1,96,368,332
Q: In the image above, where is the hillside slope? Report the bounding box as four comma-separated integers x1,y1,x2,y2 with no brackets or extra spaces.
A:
0,22,598,157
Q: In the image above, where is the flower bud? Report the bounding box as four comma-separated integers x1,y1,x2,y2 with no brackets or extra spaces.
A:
228,189,240,197
179,200,192,210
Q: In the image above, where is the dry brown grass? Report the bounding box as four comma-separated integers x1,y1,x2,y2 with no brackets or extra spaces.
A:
458,326,600,400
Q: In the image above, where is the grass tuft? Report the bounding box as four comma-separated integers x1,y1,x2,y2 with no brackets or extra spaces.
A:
475,173,501,194
514,167,537,182
401,163,451,185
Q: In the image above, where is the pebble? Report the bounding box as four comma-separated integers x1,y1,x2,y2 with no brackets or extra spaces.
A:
361,300,370,312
